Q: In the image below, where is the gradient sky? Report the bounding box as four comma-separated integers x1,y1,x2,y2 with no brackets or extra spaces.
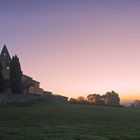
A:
0,0,140,102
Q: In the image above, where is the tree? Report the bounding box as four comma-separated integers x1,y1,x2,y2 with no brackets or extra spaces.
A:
103,90,120,105
87,94,102,104
0,60,3,92
10,55,22,93
77,96,88,103
69,98,77,104
69,97,88,104
132,100,140,108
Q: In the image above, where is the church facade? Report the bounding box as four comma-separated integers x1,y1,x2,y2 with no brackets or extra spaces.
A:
0,45,43,95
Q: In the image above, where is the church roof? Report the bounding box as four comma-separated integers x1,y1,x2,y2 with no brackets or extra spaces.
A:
22,74,40,84
0,45,11,60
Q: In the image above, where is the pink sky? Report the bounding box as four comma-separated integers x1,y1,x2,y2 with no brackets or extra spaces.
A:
1,0,140,103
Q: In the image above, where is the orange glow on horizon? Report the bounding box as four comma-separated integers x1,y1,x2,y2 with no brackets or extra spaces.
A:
120,94,140,103
49,89,140,103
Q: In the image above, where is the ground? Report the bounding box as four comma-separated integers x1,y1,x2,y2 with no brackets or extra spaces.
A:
0,100,140,140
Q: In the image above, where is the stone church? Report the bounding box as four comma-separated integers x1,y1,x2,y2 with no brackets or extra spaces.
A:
0,45,43,95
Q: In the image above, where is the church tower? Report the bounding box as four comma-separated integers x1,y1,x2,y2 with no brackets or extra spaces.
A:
0,45,44,95
0,45,11,80
0,45,11,92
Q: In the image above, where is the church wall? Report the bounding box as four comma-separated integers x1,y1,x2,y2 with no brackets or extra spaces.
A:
28,86,43,95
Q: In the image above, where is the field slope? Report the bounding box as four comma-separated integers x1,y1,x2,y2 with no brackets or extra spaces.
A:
0,102,140,140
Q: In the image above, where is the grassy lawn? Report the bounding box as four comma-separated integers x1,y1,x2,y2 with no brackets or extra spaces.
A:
0,101,140,140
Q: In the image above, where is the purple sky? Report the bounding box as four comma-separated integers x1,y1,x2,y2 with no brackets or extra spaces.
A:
1,0,140,102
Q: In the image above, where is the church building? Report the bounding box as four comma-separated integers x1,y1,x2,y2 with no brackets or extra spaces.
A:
0,45,43,95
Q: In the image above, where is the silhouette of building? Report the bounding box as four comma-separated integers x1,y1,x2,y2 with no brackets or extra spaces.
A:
0,45,43,95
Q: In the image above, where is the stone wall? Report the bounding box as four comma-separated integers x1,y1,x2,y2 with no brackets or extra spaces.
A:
0,93,41,104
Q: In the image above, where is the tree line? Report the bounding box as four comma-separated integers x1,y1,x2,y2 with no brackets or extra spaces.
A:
69,90,120,106
0,55,22,94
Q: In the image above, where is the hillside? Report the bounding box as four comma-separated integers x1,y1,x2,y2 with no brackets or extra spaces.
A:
0,100,140,140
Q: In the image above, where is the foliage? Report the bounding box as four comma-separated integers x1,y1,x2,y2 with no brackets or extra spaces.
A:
87,91,120,106
76,96,88,103
87,94,103,104
10,55,22,94
69,98,77,104
69,96,88,104
131,100,140,108
103,90,120,105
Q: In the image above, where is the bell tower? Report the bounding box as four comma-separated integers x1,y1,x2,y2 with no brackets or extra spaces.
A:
0,45,11,80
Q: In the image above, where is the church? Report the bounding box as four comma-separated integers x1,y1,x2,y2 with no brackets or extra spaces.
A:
0,45,43,95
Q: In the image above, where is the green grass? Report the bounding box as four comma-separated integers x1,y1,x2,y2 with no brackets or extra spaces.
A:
0,100,139,140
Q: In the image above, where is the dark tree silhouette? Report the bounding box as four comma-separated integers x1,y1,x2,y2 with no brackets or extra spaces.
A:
131,100,140,108
0,60,3,92
103,90,120,105
10,55,22,94
76,96,88,103
87,94,103,104
69,98,77,104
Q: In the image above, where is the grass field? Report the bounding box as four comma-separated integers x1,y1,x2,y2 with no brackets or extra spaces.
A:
0,100,140,140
